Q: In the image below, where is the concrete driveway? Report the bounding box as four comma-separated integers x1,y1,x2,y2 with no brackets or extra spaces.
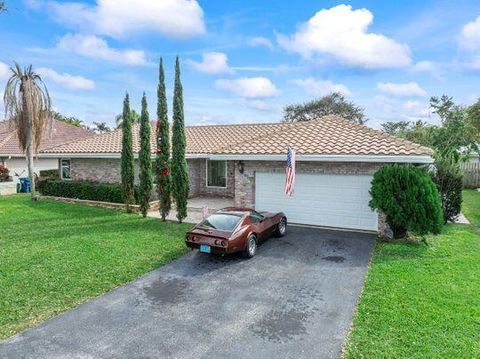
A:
0,226,374,359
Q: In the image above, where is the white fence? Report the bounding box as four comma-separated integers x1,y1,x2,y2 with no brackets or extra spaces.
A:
461,162,480,188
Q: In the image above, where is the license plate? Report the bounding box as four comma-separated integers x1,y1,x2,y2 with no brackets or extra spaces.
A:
199,244,211,253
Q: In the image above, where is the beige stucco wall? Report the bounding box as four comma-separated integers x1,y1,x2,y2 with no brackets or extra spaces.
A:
1,157,59,179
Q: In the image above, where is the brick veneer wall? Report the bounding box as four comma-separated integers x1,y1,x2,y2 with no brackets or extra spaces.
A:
187,159,201,198
70,158,235,198
234,160,387,233
70,158,134,183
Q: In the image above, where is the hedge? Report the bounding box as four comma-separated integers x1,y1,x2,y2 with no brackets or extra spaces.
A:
37,180,140,204
39,169,59,179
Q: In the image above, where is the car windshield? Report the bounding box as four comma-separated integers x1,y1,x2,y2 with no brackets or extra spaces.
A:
199,214,242,231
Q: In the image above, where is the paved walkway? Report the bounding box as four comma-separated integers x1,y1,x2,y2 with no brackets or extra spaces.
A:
148,196,234,223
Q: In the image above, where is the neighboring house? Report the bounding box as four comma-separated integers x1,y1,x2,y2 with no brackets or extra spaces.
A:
41,115,432,233
0,120,94,179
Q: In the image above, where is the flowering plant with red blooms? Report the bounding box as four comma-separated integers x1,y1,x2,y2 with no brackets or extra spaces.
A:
162,168,169,175
156,119,160,127
0,164,11,182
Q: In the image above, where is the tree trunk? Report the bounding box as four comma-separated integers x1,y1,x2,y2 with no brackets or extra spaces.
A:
20,82,36,200
25,126,36,200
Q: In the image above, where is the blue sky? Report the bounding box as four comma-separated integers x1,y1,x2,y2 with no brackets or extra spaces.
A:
2,0,480,129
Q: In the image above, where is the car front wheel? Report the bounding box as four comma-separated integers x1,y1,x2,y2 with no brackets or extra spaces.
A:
243,234,257,258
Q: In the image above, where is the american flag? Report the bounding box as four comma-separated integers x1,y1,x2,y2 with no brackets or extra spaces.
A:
285,147,296,196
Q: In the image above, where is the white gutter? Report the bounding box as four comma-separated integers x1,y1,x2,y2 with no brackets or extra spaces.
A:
23,152,433,163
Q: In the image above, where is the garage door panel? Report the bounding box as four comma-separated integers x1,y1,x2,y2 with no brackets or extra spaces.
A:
255,172,378,231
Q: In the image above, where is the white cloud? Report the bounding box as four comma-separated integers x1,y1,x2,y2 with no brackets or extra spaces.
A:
365,95,435,128
46,0,206,39
186,52,233,74
238,99,271,111
377,82,427,97
215,77,279,98
403,100,430,117
276,4,411,69
466,57,480,69
37,67,95,90
248,37,274,51
293,78,351,97
57,34,147,66
0,62,10,81
411,60,443,79
460,16,480,51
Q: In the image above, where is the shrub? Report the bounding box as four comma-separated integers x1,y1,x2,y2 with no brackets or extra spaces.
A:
369,164,443,238
39,169,59,179
37,180,142,204
0,164,11,182
430,152,463,223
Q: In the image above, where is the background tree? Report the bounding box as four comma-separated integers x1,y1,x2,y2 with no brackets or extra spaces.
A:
430,151,463,223
466,98,480,146
138,93,152,217
3,63,52,200
120,93,135,212
282,92,367,124
171,56,189,223
53,111,86,128
90,121,112,134
381,119,434,147
381,95,479,157
156,57,172,221
115,109,140,128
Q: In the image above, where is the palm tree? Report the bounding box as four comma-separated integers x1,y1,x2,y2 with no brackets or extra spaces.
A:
115,109,140,128
3,63,53,200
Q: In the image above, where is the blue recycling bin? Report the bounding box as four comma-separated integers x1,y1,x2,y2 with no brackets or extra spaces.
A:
19,177,31,193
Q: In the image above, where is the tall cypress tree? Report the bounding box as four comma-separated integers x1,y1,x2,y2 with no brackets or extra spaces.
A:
156,57,172,221
139,93,153,217
121,93,135,213
171,56,189,223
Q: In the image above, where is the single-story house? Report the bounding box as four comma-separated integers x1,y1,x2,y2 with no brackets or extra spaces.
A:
40,115,433,233
0,120,94,180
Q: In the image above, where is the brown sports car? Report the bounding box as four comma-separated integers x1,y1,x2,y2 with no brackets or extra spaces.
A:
185,208,287,258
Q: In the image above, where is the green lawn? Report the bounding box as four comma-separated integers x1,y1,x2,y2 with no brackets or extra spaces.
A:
344,190,480,358
463,189,480,225
0,195,191,340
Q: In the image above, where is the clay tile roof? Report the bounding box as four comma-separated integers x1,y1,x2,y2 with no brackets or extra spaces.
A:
217,116,433,156
0,119,95,156
42,116,432,157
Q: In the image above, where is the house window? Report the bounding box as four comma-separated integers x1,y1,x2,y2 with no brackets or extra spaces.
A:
206,160,227,188
61,159,71,180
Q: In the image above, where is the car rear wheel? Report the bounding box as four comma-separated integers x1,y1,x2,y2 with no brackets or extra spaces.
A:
275,217,287,237
243,234,257,258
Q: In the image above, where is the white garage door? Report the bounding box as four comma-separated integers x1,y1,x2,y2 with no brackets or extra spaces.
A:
255,172,378,231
